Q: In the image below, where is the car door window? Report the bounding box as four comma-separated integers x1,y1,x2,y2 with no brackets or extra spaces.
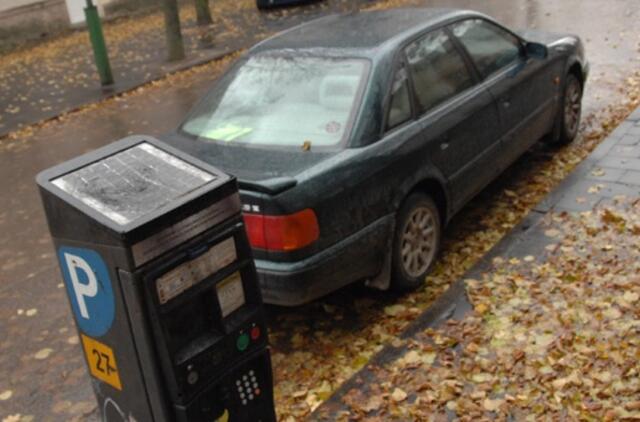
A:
386,65,412,131
405,29,474,114
451,19,522,78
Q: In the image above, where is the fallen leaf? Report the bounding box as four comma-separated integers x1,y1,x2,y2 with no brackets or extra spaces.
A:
384,304,406,316
34,348,53,360
361,395,383,412
545,229,560,238
483,397,504,412
475,303,489,314
391,388,407,402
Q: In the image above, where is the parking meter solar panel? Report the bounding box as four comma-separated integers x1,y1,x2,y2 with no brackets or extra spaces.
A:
37,136,276,422
51,142,215,225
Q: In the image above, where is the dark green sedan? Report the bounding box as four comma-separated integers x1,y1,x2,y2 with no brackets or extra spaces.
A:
164,8,589,305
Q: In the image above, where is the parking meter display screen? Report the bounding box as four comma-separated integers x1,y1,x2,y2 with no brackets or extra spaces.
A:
51,143,215,225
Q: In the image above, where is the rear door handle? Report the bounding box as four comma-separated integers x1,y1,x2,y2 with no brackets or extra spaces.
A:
440,142,449,151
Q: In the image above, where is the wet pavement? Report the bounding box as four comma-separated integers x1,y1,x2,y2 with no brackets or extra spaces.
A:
0,0,639,420
0,0,368,137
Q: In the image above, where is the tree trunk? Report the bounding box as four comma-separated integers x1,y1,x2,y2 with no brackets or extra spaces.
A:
161,0,185,61
194,0,213,26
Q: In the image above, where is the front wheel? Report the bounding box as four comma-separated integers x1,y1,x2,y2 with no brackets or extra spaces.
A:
546,73,582,145
390,193,442,292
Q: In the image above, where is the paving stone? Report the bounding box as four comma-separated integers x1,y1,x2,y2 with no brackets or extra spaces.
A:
549,180,637,214
628,108,640,121
608,121,634,139
619,134,640,145
598,156,640,171
595,180,640,197
608,145,640,158
584,166,626,182
627,126,640,136
589,132,623,160
619,170,640,187
555,194,602,212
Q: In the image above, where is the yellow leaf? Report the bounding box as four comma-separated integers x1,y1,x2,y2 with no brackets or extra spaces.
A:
421,352,436,366
384,304,406,316
391,388,407,402
472,373,493,383
34,348,53,360
483,398,504,411
475,303,489,314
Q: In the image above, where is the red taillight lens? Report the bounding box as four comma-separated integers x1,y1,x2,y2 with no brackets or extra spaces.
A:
243,209,319,251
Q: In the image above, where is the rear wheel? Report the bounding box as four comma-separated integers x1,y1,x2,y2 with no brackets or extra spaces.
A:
547,73,582,145
391,193,441,292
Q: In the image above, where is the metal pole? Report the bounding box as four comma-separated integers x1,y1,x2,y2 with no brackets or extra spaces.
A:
84,0,114,86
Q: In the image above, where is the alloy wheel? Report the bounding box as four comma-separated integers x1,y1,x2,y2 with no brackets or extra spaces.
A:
564,78,582,139
400,206,437,278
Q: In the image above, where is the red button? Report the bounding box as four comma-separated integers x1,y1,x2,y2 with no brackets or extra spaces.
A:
255,388,261,395
250,326,261,340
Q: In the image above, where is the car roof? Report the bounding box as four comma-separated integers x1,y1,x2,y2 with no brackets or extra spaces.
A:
250,8,478,56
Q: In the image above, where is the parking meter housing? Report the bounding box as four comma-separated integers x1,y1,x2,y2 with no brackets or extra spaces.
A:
36,135,276,421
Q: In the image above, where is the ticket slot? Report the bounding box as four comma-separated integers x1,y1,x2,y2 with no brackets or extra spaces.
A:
157,256,252,316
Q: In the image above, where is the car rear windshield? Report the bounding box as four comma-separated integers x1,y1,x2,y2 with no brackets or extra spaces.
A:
180,54,368,148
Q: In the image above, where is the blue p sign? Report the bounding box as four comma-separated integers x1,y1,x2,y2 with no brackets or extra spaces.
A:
58,247,115,337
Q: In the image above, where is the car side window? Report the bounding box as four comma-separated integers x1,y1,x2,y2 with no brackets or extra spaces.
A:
385,65,412,131
450,19,522,78
405,29,474,114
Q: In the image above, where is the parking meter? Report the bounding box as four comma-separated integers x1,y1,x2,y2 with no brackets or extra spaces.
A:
36,136,277,422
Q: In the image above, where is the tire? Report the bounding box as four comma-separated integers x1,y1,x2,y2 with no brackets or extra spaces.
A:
391,193,442,292
546,73,583,145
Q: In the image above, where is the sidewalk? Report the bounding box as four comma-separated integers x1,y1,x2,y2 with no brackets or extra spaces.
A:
0,0,373,138
312,107,640,420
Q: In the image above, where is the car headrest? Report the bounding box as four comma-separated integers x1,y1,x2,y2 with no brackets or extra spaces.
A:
319,75,359,111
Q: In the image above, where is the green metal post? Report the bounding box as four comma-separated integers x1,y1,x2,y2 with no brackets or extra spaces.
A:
84,0,114,86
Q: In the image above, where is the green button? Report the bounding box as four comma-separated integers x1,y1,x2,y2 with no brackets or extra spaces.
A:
236,333,250,351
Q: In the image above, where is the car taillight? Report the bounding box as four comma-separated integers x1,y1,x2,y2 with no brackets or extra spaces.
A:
243,209,319,251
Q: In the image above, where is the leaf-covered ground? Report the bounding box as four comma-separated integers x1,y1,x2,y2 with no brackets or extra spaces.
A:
336,196,640,420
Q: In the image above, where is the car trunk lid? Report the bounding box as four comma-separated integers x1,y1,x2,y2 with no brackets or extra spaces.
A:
161,131,336,194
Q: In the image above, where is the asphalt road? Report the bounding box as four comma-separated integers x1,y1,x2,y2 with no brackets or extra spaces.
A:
0,0,639,420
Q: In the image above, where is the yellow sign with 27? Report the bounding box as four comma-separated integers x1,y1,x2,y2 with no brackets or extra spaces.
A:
81,334,122,391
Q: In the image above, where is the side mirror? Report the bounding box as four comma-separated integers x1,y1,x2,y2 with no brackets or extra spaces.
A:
525,42,548,59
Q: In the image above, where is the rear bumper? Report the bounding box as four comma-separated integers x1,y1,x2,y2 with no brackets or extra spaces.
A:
255,215,394,306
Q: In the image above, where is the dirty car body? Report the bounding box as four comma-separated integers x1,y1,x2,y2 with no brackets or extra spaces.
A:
163,8,589,306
